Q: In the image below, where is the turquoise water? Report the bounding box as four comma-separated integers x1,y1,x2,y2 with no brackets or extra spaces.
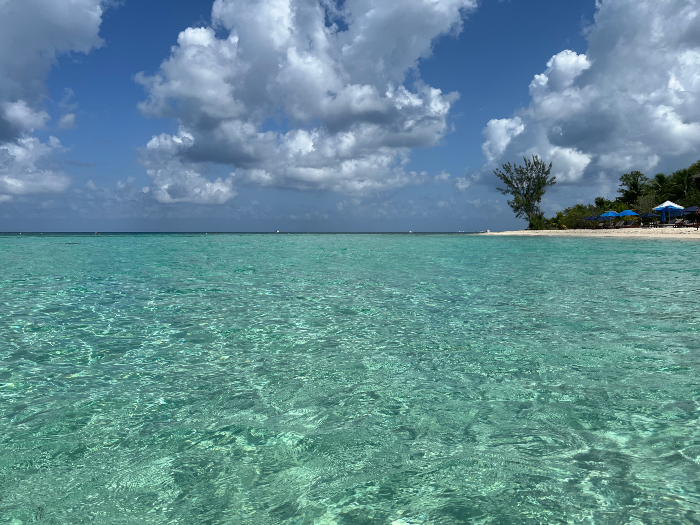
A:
1,234,699,524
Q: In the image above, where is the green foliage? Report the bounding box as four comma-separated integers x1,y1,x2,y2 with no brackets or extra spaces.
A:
515,158,700,230
528,215,550,230
617,171,651,205
643,168,700,207
544,203,597,229
595,197,614,210
669,169,700,207
633,195,657,215
650,173,671,202
494,155,556,229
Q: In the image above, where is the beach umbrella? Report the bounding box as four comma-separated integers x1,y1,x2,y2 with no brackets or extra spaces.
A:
653,200,683,210
599,210,620,218
653,200,683,222
669,208,689,217
616,210,639,225
640,212,659,226
683,206,699,213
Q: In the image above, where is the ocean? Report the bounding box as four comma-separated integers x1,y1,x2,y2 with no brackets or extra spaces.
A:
1,233,699,524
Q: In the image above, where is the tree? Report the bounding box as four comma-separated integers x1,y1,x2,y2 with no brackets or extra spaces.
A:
667,168,700,206
617,171,650,205
494,155,555,229
594,197,614,210
633,194,657,215
650,173,670,202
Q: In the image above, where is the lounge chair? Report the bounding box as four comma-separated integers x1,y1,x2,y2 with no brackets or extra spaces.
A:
620,220,639,228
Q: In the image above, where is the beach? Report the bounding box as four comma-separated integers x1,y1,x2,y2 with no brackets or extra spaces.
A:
489,227,700,238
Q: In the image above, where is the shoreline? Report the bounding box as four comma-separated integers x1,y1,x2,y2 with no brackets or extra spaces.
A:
488,227,700,239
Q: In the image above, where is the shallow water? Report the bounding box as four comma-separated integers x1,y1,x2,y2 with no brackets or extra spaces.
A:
1,234,699,524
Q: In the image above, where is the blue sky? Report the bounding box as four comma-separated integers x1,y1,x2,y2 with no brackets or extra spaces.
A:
1,0,699,231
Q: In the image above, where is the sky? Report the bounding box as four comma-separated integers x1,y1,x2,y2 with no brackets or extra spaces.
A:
1,0,699,232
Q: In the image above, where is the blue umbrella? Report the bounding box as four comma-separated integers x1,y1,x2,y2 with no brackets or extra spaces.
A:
599,210,620,218
669,208,688,218
640,212,659,218
618,210,639,216
653,201,683,222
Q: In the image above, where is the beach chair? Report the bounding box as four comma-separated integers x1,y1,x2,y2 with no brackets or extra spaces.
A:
620,220,638,228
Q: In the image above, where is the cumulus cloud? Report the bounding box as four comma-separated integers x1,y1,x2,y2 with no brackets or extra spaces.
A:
137,0,475,201
2,100,50,133
0,0,106,199
480,0,700,198
0,136,71,195
481,116,524,162
140,128,237,204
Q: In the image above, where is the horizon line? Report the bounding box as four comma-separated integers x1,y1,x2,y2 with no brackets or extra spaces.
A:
0,231,486,235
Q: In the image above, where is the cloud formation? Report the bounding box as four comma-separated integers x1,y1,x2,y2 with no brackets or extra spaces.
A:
0,0,106,200
137,0,476,202
480,0,700,197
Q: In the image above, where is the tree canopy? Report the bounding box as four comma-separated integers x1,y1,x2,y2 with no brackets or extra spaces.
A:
617,171,649,205
494,155,556,229
541,158,700,229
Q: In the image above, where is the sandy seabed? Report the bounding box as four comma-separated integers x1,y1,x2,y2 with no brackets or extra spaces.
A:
488,227,700,239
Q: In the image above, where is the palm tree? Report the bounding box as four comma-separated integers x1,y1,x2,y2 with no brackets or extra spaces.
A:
617,171,650,205
669,169,695,204
650,173,670,202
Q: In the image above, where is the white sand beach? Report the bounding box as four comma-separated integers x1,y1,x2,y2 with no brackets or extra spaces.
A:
488,227,700,239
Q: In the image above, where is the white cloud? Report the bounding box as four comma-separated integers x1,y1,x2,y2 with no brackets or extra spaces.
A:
480,0,700,197
454,176,471,191
481,117,524,162
0,135,71,195
0,0,105,197
2,100,49,132
58,113,76,129
137,0,476,199
148,166,236,205
141,128,237,204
